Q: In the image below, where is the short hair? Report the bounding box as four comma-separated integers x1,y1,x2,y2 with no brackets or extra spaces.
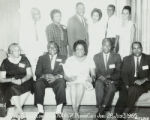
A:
47,41,59,53
102,38,112,46
76,2,84,8
31,7,40,15
50,9,61,21
8,43,20,54
122,6,131,14
107,4,115,11
91,8,102,21
131,41,142,49
73,40,88,55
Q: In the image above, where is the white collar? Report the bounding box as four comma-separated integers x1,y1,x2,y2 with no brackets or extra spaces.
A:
8,56,21,64
134,55,142,61
49,54,57,59
103,52,110,56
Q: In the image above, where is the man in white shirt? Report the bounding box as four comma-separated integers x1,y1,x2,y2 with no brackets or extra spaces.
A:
93,38,121,120
34,41,66,120
105,4,120,53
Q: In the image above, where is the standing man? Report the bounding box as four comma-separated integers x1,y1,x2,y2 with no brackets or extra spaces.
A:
105,4,120,53
115,42,150,118
67,2,89,56
93,38,121,120
34,41,66,120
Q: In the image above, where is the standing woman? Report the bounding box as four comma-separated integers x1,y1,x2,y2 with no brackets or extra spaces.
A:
119,6,136,58
63,40,95,120
46,9,68,57
0,43,33,120
88,8,105,58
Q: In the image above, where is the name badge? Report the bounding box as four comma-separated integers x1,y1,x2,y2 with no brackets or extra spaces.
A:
0,71,6,78
109,64,115,69
142,65,149,70
19,63,25,68
56,59,62,62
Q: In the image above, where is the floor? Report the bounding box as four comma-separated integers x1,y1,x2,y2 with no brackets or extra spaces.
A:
0,106,150,120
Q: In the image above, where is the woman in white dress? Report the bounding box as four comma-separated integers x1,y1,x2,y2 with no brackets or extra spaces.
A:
119,6,136,59
63,40,95,120
88,8,105,58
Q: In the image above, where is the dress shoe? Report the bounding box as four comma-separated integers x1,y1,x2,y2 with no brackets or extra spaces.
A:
56,114,63,120
35,113,44,120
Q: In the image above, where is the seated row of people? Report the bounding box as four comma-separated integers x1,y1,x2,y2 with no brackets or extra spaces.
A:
0,39,150,120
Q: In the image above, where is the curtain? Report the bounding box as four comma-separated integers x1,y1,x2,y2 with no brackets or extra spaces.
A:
0,0,20,51
129,0,150,54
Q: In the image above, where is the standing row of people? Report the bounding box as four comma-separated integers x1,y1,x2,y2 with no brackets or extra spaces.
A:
45,2,135,59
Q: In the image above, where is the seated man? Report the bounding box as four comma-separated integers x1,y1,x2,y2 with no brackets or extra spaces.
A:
34,41,66,120
119,42,150,115
93,38,121,120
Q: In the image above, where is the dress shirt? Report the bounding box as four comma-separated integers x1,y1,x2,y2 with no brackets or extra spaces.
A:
103,52,110,70
49,54,57,70
105,15,120,38
76,14,85,27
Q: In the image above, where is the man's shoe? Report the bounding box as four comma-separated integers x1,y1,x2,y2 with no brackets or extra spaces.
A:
96,111,106,120
56,114,63,120
35,113,44,120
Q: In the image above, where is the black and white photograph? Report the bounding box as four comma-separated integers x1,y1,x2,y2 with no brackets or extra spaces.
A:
0,0,150,120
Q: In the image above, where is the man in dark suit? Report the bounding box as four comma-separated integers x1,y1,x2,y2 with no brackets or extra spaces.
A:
115,42,150,117
34,41,66,120
93,38,121,120
67,2,88,56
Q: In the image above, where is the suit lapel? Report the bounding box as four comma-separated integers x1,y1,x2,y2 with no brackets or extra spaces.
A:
131,55,135,76
139,54,144,71
46,54,52,72
100,53,106,71
75,15,87,31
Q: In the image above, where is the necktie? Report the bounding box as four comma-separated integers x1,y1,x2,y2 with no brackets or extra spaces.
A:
51,55,54,70
81,17,85,27
136,57,140,78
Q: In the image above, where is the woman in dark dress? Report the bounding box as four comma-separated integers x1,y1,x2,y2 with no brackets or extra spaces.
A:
46,9,68,57
0,43,33,120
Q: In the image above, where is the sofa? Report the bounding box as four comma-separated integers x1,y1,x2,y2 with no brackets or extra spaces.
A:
0,49,150,107
24,87,150,107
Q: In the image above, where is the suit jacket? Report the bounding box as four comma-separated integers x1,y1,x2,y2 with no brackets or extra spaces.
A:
67,15,89,55
94,52,121,82
122,53,150,86
35,53,66,79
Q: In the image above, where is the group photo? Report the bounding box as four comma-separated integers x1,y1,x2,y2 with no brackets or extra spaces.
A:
0,0,150,120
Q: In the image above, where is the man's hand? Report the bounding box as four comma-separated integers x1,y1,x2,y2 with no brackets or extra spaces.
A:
11,78,22,85
105,79,113,86
134,78,147,86
98,75,106,81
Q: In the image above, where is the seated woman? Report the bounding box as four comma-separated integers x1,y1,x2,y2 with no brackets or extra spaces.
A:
0,43,34,120
63,40,95,120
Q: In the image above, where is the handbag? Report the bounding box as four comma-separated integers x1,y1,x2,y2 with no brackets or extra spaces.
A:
0,90,7,117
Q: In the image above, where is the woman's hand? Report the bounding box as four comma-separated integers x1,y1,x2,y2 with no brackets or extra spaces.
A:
11,78,22,85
